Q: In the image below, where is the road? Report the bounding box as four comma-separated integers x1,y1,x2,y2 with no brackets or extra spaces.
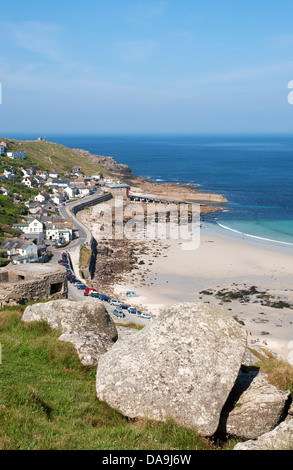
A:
51,194,150,326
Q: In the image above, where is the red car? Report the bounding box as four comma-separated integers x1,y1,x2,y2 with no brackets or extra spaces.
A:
84,287,98,296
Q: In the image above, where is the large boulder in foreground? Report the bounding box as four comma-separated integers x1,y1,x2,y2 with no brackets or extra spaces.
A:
22,298,118,365
96,302,247,436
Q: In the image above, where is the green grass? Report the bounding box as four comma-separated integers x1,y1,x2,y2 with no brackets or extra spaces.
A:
249,348,293,393
0,138,113,177
0,307,215,450
0,194,28,240
79,245,92,268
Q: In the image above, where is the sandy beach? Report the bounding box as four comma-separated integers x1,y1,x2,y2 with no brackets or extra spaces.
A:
78,197,293,364
110,222,293,364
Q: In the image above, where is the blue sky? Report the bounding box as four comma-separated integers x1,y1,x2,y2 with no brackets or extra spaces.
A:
1,0,293,134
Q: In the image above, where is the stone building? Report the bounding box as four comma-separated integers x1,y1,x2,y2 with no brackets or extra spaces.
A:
0,263,68,308
108,184,130,198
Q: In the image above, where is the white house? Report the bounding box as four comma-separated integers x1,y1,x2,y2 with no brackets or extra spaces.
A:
46,222,73,243
76,185,91,197
49,169,59,178
7,151,26,159
51,193,65,205
64,185,78,198
92,173,104,181
12,217,44,235
34,192,51,203
104,178,114,184
0,238,38,264
46,178,70,188
21,176,38,188
21,168,33,177
3,169,15,179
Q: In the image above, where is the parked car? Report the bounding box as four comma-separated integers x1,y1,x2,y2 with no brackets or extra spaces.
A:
140,312,153,319
84,287,98,296
135,310,142,316
119,303,130,309
114,306,123,312
128,307,137,314
113,309,125,318
98,294,111,302
77,284,86,290
91,291,100,298
110,299,122,307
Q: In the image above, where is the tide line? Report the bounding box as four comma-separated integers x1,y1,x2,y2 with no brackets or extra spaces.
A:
215,221,293,246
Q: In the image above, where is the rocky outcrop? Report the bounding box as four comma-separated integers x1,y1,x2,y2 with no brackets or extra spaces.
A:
72,148,132,175
234,418,293,450
218,371,290,439
96,302,248,436
22,298,118,365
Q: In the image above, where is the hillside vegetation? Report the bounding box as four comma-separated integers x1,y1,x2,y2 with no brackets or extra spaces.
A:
0,137,112,177
0,137,114,237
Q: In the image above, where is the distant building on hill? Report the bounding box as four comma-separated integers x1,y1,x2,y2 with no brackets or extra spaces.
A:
0,146,6,156
49,169,59,178
6,151,26,159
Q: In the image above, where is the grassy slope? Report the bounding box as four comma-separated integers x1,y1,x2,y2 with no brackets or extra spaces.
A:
0,137,112,177
0,307,214,450
0,307,292,450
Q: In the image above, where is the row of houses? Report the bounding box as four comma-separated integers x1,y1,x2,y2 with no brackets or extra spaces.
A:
13,214,73,244
0,212,74,265
20,166,103,199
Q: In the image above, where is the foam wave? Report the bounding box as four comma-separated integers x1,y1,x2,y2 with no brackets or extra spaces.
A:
215,221,293,246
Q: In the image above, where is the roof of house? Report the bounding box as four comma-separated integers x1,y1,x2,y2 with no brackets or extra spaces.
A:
0,238,27,251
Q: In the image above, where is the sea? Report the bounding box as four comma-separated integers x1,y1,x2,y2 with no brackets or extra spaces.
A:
6,133,293,247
